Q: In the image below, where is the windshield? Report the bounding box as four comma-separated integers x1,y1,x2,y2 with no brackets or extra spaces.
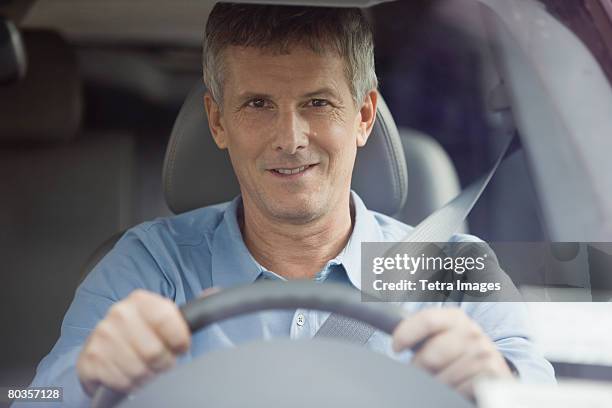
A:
1,0,611,405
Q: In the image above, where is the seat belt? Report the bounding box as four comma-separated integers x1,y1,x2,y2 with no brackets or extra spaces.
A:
314,134,520,344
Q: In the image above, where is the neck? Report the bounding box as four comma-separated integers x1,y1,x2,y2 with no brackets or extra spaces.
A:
240,194,353,280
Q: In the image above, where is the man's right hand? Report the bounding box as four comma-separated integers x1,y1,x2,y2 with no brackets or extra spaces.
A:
76,289,191,397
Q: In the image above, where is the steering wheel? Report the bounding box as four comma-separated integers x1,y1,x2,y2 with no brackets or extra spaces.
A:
91,281,474,408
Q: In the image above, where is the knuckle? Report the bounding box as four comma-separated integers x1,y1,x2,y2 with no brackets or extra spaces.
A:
467,329,481,342
474,346,494,365
151,302,181,332
485,358,500,374
108,302,130,322
123,375,137,390
150,353,176,373
125,365,150,385
422,313,441,333
469,337,486,355
476,336,493,352
137,366,154,379
81,346,101,367
476,356,498,377
159,299,180,319
140,343,166,365
129,289,150,303
171,336,190,353
420,350,441,369
95,320,115,341
109,376,133,392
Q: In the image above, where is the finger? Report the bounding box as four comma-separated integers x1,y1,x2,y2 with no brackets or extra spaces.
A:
79,353,137,394
94,353,135,393
130,290,191,354
77,327,134,394
392,308,467,352
435,343,486,387
76,344,102,396
436,339,512,390
94,318,155,386
106,303,171,375
411,328,467,373
455,376,477,401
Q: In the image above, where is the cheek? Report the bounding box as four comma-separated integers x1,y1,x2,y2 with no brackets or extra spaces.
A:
225,137,262,182
235,110,275,129
225,117,272,164
311,120,358,169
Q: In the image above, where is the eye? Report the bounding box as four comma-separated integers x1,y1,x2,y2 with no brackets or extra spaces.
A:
246,98,268,109
309,99,330,108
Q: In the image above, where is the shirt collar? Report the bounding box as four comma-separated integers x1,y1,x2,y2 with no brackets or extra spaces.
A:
210,191,383,290
337,191,384,290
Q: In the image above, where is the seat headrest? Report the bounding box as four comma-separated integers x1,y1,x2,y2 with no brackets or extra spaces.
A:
0,30,82,143
163,82,408,216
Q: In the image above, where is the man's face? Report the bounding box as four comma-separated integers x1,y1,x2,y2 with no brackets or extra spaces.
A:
205,45,376,224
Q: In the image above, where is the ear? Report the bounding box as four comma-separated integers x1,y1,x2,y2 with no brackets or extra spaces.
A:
204,92,228,149
356,90,378,148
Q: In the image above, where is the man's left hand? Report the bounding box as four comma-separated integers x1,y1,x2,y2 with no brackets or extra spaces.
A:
392,308,513,399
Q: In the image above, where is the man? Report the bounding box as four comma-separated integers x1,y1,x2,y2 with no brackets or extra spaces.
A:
24,3,554,407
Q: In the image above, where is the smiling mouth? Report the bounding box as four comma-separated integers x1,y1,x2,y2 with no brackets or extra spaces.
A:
270,164,315,175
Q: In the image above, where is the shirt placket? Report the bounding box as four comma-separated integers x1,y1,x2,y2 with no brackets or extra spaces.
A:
289,260,342,339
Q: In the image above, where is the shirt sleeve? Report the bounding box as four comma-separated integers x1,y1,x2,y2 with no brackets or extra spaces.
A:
462,301,556,383
446,235,556,383
13,227,175,408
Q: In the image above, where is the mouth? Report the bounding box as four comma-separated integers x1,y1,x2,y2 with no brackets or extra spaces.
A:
268,164,317,178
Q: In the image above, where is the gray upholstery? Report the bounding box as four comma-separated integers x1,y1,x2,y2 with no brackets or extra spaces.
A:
0,30,82,142
396,128,466,231
163,82,408,216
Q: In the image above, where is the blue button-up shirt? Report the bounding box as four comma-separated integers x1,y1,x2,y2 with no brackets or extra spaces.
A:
22,192,555,407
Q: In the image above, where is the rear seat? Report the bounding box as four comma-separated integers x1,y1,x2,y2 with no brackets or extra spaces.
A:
0,30,136,387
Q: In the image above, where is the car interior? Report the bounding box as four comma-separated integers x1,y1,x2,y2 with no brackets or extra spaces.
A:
1,0,612,406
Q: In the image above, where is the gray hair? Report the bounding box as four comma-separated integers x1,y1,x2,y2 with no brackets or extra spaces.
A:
203,3,378,107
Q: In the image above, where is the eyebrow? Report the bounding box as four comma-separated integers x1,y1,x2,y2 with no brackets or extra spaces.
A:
236,87,340,101
236,92,274,101
301,87,340,99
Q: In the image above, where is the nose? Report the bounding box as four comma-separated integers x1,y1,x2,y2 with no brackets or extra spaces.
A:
272,110,309,154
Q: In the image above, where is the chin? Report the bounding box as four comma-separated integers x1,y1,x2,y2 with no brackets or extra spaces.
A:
265,197,323,224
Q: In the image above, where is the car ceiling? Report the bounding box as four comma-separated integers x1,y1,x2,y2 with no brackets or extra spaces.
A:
21,1,215,46
19,0,394,46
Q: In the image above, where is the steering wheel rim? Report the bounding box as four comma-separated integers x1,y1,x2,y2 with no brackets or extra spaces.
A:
91,281,407,408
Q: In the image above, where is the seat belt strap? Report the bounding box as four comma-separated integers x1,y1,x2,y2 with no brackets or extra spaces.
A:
314,312,376,344
314,134,519,344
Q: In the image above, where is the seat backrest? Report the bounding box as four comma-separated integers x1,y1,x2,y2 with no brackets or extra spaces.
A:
0,30,135,387
162,82,408,216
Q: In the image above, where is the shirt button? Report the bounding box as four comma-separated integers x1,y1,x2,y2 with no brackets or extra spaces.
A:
296,313,305,327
